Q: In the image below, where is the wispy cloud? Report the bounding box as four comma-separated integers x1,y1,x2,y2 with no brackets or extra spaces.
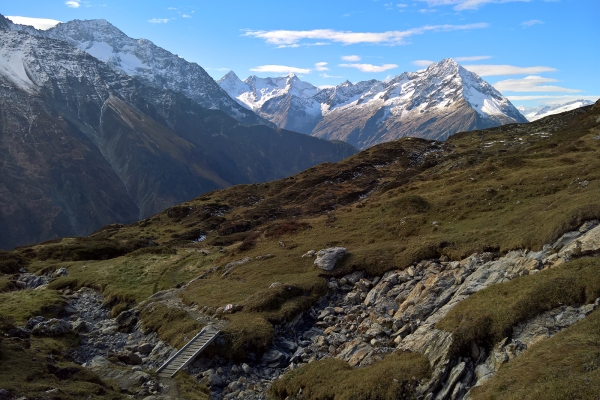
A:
148,18,170,24
321,73,343,79
412,60,435,67
250,65,311,74
493,76,580,93
315,62,329,71
463,64,557,76
243,23,489,47
65,0,80,8
454,55,492,61
341,55,361,62
183,14,192,18
521,19,544,27
417,0,530,10
340,63,398,73
6,16,61,30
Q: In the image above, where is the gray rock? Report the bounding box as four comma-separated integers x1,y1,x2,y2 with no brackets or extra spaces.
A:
31,318,71,336
26,315,46,330
52,267,68,278
261,349,287,367
138,343,155,355
241,363,252,374
314,247,348,271
115,310,138,333
0,389,11,400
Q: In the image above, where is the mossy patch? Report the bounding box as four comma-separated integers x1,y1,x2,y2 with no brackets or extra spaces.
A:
269,351,431,400
140,303,203,349
0,290,64,325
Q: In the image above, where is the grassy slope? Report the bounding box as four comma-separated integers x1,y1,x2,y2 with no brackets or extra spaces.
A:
471,308,600,399
0,103,597,381
268,351,431,400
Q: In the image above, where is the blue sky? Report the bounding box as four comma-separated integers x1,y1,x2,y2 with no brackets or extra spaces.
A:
2,0,599,107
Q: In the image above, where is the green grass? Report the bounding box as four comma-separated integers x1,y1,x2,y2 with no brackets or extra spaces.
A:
45,250,222,315
0,290,64,325
0,335,124,399
436,257,600,356
140,303,203,349
268,351,431,400
471,308,600,400
173,371,210,400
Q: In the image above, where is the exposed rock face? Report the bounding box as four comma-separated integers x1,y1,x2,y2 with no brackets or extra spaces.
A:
0,25,356,249
314,247,348,271
219,59,527,149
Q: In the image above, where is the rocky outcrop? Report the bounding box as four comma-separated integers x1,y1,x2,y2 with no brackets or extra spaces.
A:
314,247,348,271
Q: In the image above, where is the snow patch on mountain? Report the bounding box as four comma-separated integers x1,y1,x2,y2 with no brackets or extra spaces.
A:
518,100,595,122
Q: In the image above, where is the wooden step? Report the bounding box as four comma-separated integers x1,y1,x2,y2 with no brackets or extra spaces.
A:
156,325,220,379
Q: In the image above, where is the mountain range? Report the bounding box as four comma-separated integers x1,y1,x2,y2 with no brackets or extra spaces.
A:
218,59,528,149
0,16,356,249
518,99,594,121
1,14,272,128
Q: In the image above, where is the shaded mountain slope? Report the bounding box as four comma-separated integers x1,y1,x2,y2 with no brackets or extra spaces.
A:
0,29,356,249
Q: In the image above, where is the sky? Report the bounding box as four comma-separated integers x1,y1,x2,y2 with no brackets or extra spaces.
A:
1,0,599,107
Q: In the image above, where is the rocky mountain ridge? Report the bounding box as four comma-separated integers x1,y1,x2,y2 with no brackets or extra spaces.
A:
0,26,356,249
0,13,271,127
219,59,527,149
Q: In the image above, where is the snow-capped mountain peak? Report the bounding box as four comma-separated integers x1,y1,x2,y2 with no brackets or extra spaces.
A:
219,58,527,148
0,14,271,127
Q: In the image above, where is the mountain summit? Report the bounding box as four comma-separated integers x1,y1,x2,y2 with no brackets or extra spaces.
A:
2,15,272,127
219,59,527,149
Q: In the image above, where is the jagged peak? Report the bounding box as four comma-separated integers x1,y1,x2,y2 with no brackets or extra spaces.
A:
219,70,241,83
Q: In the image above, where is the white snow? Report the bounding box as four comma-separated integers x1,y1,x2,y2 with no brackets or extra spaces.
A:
85,41,114,63
0,47,37,93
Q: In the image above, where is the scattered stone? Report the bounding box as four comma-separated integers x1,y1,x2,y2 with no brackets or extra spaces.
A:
302,250,316,258
52,267,68,279
115,310,138,333
314,247,348,271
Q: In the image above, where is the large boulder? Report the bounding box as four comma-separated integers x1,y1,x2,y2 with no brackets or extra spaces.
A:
314,247,348,271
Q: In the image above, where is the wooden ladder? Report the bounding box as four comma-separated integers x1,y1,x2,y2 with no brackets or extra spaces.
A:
156,325,220,379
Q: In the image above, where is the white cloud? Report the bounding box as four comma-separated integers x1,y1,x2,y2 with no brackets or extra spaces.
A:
65,0,80,8
493,76,580,93
183,14,192,18
148,18,170,24
243,23,489,47
250,65,311,74
417,0,530,10
412,59,435,67
321,73,343,79
339,63,398,73
341,55,361,62
506,95,599,104
463,64,557,76
521,19,544,27
6,16,61,30
315,62,329,71
397,3,409,7
454,55,492,61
